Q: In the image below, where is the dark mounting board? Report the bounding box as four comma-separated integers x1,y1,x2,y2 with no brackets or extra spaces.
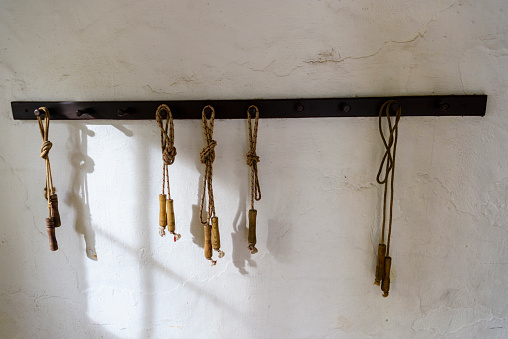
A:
12,95,486,120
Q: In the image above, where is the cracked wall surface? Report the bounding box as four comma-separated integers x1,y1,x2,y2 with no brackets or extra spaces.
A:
1,0,508,338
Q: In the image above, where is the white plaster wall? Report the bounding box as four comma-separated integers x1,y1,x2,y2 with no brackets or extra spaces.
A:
1,0,507,338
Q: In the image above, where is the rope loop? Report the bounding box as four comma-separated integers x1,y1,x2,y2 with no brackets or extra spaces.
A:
156,104,177,197
376,100,401,185
200,105,217,225
376,100,401,254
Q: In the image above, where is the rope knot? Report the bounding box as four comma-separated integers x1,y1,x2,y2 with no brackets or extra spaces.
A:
40,140,52,159
162,146,177,165
200,139,217,164
246,150,259,167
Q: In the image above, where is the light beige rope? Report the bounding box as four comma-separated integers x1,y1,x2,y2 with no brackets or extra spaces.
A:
37,107,60,251
38,107,55,207
247,105,261,254
155,104,180,241
375,100,401,297
200,105,224,265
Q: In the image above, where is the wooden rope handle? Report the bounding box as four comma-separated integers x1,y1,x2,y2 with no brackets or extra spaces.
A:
381,256,392,297
167,199,175,233
374,243,386,285
159,194,167,228
211,216,220,250
49,194,61,227
248,209,258,254
204,224,213,260
46,217,58,251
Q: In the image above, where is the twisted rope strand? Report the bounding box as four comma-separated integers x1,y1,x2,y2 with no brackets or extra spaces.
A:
200,105,217,226
376,100,401,256
37,107,54,215
246,105,261,254
247,105,261,210
37,107,60,251
156,104,179,240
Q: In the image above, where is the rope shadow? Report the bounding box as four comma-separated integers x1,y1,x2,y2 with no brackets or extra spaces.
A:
65,124,97,260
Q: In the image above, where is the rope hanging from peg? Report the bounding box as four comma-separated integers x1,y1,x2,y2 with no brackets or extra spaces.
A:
246,105,261,254
156,104,180,242
36,107,61,251
374,100,401,297
200,105,224,265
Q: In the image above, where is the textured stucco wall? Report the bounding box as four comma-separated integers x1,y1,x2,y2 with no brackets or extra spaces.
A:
1,1,507,338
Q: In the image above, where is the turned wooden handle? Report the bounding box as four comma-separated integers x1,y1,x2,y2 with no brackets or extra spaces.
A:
381,256,391,297
46,217,58,251
211,216,220,250
49,194,61,227
248,209,257,246
167,199,175,232
375,244,386,285
204,224,212,259
159,194,167,227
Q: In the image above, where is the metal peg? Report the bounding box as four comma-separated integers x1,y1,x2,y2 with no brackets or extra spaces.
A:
76,108,95,117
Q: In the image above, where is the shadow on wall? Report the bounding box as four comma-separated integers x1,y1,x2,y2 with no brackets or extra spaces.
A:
190,172,205,249
51,124,120,339
66,124,97,260
230,171,257,275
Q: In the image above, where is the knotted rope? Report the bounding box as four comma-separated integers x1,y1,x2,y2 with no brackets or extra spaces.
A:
247,105,261,209
374,100,401,297
200,105,217,226
38,107,54,204
200,105,224,265
156,104,180,241
247,105,261,254
37,107,60,251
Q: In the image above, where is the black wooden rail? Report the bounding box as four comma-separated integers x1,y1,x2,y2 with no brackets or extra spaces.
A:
11,95,486,120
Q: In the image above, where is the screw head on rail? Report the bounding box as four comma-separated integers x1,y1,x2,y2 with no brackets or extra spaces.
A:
438,102,450,111
340,103,351,113
296,103,304,112
117,108,129,117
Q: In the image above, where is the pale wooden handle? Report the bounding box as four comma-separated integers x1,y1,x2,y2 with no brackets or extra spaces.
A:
248,209,257,246
204,224,212,259
374,244,386,285
46,217,58,251
49,194,61,227
211,216,220,250
381,256,391,297
167,199,175,232
159,194,167,227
